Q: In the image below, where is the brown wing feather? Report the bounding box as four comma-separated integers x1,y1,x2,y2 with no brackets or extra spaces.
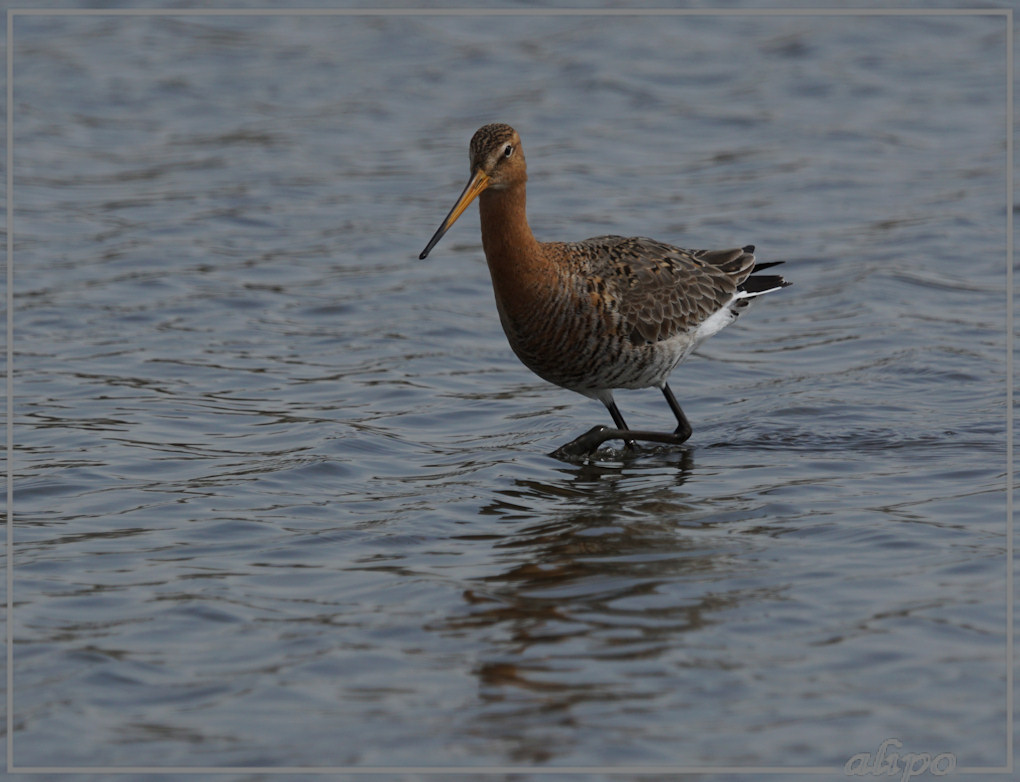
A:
571,236,755,346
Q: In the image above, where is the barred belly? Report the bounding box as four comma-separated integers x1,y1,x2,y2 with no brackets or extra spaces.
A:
494,279,693,399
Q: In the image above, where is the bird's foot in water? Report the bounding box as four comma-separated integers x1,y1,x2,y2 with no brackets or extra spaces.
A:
551,426,690,461
551,426,627,460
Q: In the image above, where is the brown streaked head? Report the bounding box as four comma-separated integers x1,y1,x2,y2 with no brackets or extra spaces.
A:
419,123,526,260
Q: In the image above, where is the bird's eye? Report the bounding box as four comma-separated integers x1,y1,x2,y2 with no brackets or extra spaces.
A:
503,144,513,158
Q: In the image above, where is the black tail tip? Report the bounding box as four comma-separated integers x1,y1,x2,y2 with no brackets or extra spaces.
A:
742,244,755,254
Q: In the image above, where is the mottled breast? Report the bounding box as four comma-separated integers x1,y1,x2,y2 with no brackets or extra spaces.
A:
490,236,751,395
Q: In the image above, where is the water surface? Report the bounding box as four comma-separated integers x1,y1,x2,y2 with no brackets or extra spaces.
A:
7,7,1010,778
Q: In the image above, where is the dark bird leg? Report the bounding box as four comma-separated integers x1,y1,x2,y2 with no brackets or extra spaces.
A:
550,387,693,460
661,383,692,443
550,398,635,458
605,398,638,450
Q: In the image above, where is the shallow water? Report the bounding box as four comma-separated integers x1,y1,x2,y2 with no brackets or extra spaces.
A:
6,6,1011,779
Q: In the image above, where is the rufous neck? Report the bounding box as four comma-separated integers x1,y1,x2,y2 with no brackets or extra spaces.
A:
477,183,541,270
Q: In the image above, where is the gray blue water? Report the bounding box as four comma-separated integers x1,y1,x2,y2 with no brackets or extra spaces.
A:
5,5,1011,780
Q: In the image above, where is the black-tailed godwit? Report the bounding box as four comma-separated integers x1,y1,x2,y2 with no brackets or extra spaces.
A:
419,123,790,458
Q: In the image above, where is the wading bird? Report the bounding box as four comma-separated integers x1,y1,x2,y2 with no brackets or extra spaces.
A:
420,123,789,458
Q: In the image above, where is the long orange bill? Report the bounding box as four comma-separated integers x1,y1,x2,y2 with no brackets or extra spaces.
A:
419,169,491,259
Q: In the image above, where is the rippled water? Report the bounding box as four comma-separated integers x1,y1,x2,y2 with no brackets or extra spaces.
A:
7,7,1011,778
